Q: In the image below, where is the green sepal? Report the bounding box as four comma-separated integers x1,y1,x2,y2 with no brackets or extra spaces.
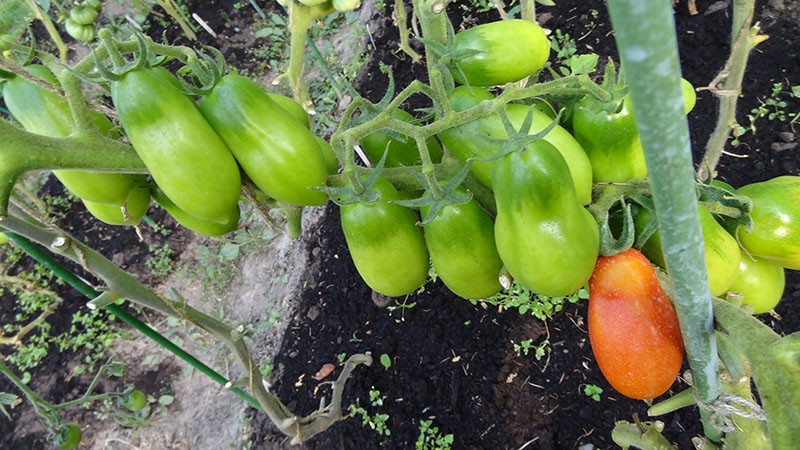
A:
697,179,753,233
473,106,561,164
629,194,658,249
325,150,390,206
393,160,474,226
599,197,635,256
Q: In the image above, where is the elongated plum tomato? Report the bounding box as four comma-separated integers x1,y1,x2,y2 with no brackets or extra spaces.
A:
422,193,503,299
451,19,550,86
199,74,328,207
340,178,429,297
111,66,242,223
493,140,598,296
588,248,684,400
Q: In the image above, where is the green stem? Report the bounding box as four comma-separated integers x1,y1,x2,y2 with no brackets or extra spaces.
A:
606,0,721,441
23,0,68,63
697,0,761,181
0,120,146,217
394,0,423,62
412,0,450,109
520,0,535,23
287,2,315,113
0,358,54,415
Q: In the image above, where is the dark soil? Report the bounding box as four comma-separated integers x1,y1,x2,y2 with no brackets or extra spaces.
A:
1,0,798,449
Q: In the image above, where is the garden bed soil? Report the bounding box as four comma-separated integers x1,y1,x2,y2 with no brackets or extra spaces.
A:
1,0,799,449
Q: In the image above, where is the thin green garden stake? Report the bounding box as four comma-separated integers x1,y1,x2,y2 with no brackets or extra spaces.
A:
5,232,263,412
606,0,721,441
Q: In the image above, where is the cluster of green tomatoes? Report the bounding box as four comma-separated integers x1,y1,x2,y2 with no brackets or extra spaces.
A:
2,51,334,237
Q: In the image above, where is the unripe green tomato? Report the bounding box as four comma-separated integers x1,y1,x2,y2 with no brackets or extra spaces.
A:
198,74,327,207
725,255,785,314
451,19,550,86
70,4,99,25
121,389,147,411
54,423,82,450
267,92,309,128
314,136,339,175
86,0,102,10
0,232,8,245
681,78,697,114
111,66,242,223
735,176,800,269
422,194,503,299
152,186,239,237
1,65,140,205
636,204,741,296
298,0,329,6
308,1,335,19
332,0,361,11
82,183,150,226
340,178,429,297
65,18,95,42
493,140,598,296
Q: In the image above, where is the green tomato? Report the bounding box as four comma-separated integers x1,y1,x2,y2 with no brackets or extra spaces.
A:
198,74,328,207
438,86,593,205
0,232,8,245
359,109,443,167
493,140,599,296
572,78,695,182
314,136,339,175
2,64,141,205
725,255,785,314
681,78,697,114
64,18,95,42
69,4,99,25
54,423,82,450
151,186,239,237
121,389,147,411
267,92,309,128
111,66,242,223
340,178,429,297
82,183,151,226
422,193,503,299
636,203,741,296
451,19,550,86
735,176,800,270
332,0,361,11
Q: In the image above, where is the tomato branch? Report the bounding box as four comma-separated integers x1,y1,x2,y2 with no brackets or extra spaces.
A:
0,206,372,444
0,120,147,217
697,0,766,181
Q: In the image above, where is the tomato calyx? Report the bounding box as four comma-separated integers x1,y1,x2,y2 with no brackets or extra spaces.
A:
393,162,473,226
52,423,82,450
697,179,754,232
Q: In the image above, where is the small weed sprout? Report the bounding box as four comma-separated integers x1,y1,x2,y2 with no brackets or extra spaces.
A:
733,82,800,145
416,419,454,450
583,384,604,402
349,386,391,436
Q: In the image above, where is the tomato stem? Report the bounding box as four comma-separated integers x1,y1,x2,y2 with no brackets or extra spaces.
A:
287,2,315,113
697,0,763,181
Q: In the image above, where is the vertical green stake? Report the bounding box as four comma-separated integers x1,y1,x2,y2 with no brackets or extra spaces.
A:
5,232,263,412
605,0,721,441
